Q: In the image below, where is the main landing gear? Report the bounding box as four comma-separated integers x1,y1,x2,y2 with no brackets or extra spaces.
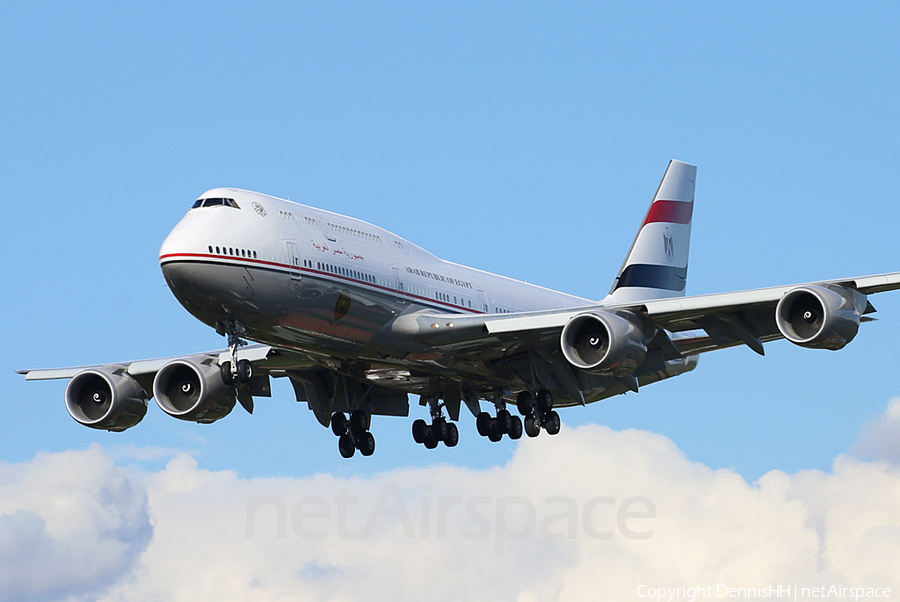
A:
412,394,459,449
332,410,375,458
476,394,524,442
516,389,560,438
412,417,459,448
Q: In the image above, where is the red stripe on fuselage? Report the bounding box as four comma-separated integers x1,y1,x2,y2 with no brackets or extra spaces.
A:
644,200,693,226
159,252,483,314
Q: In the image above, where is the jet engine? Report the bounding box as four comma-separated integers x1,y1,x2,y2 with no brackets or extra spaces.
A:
65,369,148,432
560,311,653,375
775,285,865,350
153,358,236,423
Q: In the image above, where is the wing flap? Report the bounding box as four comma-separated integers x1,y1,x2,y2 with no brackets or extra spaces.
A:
850,272,900,294
17,367,105,381
17,345,277,382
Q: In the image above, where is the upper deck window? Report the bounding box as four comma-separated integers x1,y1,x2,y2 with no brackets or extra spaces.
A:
192,197,241,209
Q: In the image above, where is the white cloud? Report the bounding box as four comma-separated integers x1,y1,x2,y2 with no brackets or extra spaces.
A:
851,397,900,463
4,416,900,602
107,443,189,462
0,444,151,602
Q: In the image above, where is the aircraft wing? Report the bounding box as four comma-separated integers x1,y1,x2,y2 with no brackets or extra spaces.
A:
17,344,410,428
16,345,277,382
394,271,900,359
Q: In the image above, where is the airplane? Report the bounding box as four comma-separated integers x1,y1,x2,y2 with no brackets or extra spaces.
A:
18,160,900,458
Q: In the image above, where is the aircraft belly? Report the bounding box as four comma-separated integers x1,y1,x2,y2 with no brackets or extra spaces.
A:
161,260,401,357
161,260,696,410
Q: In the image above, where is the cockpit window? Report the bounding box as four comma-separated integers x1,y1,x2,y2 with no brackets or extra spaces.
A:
191,197,241,209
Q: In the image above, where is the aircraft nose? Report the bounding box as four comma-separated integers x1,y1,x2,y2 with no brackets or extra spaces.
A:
159,214,199,261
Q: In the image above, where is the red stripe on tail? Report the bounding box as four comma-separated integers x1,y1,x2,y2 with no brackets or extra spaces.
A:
644,200,693,226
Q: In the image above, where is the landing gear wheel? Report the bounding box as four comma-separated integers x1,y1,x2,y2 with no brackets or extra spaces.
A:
350,410,369,435
412,419,427,444
237,359,253,384
476,412,491,436
358,432,376,456
536,389,553,414
497,409,512,434
423,430,439,449
524,415,541,438
444,422,459,447
544,410,561,435
516,391,533,416
508,415,523,440
488,431,503,443
433,417,448,441
220,361,235,385
331,412,348,437
338,433,355,458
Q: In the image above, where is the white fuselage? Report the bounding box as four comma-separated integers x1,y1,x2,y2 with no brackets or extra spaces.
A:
160,188,594,342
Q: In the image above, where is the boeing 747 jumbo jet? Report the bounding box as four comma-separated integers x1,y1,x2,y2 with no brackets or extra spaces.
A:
18,161,900,457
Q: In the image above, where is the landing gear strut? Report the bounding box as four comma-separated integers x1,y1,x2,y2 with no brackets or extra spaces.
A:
332,410,375,458
516,389,560,437
476,393,523,442
218,320,253,385
412,395,459,449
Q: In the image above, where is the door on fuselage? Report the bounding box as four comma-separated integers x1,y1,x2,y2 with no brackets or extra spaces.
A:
286,241,301,280
391,266,407,305
478,289,489,313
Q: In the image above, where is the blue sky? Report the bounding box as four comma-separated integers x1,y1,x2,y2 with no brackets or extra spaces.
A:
4,3,900,599
4,2,900,481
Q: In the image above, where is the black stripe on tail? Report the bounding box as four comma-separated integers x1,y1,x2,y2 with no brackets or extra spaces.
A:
613,264,688,292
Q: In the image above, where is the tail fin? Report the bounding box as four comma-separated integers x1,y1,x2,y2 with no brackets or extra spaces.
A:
609,159,696,303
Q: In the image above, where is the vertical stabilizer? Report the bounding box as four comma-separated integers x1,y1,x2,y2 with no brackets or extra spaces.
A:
609,160,696,303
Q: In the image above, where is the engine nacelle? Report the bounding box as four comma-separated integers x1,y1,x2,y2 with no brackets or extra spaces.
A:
153,359,236,423
775,285,865,350
65,369,148,432
560,311,653,375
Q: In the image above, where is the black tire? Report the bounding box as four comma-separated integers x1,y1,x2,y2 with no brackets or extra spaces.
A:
516,391,533,416
331,412,348,437
508,415,523,440
444,422,459,447
488,431,503,443
433,417,448,441
359,431,376,456
350,410,369,435
338,433,355,458
219,361,235,385
412,419,427,444
237,359,253,384
424,429,439,449
497,409,512,434
544,410,561,435
476,412,491,436
524,415,541,438
536,389,553,413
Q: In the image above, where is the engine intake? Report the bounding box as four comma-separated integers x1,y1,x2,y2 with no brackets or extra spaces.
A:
154,359,236,423
560,311,653,375
775,285,864,350
65,369,148,432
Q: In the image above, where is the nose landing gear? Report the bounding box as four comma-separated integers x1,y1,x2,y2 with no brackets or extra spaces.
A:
217,320,253,386
219,359,253,385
